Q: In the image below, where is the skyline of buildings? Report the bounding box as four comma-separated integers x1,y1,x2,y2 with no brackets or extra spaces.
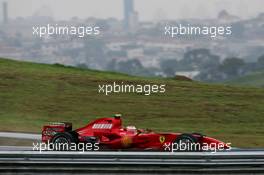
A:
0,2,263,80
1,0,263,21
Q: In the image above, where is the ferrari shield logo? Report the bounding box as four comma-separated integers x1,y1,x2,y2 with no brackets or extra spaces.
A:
159,136,165,143
122,136,132,147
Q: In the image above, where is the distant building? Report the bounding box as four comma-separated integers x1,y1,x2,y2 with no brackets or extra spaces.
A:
128,11,139,32
33,5,54,19
218,10,239,24
2,2,8,24
123,0,139,31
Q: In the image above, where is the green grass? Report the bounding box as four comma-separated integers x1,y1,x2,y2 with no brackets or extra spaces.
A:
227,72,264,87
1,58,264,147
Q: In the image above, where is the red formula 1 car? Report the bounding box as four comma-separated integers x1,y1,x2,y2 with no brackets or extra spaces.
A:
42,114,231,151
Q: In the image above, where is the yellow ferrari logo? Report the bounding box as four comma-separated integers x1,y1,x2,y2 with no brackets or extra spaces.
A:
159,136,165,143
122,136,132,147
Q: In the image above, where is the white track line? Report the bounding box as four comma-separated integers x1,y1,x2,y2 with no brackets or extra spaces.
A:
0,132,41,140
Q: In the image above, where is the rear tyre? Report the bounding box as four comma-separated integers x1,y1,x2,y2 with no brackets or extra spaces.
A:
51,132,78,151
173,134,200,152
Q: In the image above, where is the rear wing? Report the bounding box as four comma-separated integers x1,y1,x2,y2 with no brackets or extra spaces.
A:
42,122,72,142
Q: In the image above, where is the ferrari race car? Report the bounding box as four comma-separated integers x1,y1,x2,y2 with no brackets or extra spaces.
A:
42,114,231,152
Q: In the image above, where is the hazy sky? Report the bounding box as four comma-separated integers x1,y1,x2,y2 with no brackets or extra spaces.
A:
0,0,263,21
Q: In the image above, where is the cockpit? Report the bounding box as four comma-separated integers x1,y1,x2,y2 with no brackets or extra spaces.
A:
125,126,137,134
